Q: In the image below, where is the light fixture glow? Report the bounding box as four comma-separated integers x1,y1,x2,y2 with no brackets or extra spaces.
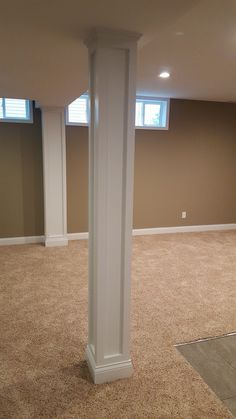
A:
159,72,170,79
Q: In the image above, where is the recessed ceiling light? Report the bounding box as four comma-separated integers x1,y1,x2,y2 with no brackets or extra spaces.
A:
159,72,170,79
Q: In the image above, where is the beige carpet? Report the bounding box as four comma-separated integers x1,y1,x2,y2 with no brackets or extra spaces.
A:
1,231,236,418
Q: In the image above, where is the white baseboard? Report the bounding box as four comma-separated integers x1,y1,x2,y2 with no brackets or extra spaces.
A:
1,224,236,246
132,223,236,236
85,345,133,384
67,232,89,240
68,223,236,240
0,233,86,246
0,235,44,246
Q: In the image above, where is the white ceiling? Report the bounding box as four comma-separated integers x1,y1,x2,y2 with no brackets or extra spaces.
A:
0,0,236,105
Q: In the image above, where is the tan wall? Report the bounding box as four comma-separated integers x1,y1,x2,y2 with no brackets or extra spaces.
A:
66,126,88,233
0,107,44,237
66,99,236,232
1,99,236,237
134,99,236,228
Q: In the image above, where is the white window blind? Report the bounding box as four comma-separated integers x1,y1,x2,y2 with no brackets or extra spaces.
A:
67,95,89,125
0,98,32,122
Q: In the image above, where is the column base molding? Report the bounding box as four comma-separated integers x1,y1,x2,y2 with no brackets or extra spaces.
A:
85,345,133,384
45,235,68,247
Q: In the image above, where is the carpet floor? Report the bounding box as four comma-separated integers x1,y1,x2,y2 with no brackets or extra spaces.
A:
1,231,236,418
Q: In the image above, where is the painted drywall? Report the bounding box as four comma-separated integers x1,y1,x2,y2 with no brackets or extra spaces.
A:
1,99,236,237
0,106,44,237
66,126,88,234
134,99,236,228
66,99,236,232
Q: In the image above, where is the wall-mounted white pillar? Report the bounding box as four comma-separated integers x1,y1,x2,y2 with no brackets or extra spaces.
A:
84,29,141,384
41,107,68,247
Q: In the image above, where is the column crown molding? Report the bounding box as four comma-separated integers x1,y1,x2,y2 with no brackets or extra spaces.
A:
84,27,142,51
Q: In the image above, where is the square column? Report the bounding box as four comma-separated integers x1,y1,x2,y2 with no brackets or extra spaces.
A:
41,107,68,247
84,29,141,384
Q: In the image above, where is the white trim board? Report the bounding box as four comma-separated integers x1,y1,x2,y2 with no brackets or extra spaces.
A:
1,224,236,246
67,224,236,240
132,224,236,236
67,232,88,240
0,235,45,246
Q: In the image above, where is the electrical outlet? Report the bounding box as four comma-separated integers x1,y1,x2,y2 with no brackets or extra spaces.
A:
181,211,187,219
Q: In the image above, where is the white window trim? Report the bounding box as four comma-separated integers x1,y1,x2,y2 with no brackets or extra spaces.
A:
66,95,170,130
0,99,33,124
65,119,88,127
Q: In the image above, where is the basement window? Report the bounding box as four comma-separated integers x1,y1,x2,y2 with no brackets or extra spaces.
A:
135,97,169,130
0,98,32,123
66,94,169,130
66,95,89,126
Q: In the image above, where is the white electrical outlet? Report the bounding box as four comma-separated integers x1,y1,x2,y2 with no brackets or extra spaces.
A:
181,211,187,219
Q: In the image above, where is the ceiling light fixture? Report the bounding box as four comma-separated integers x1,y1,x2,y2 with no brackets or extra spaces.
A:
159,72,170,79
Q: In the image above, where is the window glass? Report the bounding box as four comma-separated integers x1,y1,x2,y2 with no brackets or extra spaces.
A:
144,103,161,126
135,101,143,126
67,96,88,124
4,99,28,119
0,98,32,122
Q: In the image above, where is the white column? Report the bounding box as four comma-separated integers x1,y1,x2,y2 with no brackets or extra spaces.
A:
84,29,141,384
41,107,68,247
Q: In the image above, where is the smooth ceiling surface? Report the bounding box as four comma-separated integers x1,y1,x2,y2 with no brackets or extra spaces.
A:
0,0,236,105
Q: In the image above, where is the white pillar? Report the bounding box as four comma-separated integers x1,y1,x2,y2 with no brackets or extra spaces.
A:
41,107,68,247
84,29,141,384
